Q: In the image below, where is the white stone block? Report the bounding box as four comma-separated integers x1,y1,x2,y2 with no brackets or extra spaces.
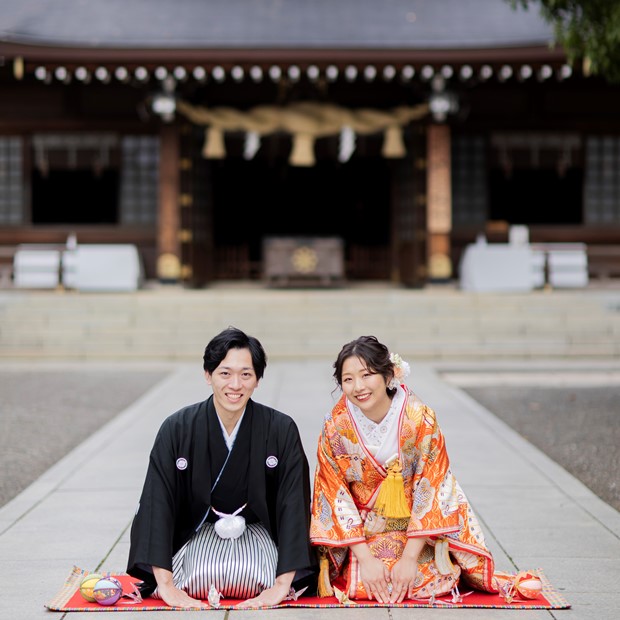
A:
74,244,143,292
13,248,61,289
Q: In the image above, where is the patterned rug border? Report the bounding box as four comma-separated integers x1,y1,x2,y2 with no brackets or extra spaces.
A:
45,565,571,611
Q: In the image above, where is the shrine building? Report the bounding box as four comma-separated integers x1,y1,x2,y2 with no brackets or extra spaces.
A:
1,0,619,287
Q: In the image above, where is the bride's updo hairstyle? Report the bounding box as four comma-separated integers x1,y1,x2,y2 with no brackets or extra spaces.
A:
333,335,396,396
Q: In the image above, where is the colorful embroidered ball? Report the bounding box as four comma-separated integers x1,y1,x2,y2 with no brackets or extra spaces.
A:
79,573,104,602
514,571,543,599
92,576,123,606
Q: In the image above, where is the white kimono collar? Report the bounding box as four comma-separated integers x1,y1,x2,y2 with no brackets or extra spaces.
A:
216,408,246,451
347,385,406,464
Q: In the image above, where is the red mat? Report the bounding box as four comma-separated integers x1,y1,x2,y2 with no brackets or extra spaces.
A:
45,565,570,611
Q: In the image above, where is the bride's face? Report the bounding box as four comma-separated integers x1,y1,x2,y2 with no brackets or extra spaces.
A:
341,355,391,421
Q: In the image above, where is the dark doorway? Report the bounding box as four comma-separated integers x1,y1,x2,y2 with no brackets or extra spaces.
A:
32,169,119,224
489,167,583,224
211,155,392,265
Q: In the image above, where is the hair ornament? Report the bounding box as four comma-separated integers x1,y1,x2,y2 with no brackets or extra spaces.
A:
388,352,410,389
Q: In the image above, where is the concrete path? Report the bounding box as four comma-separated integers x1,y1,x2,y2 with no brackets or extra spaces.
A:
1,360,618,619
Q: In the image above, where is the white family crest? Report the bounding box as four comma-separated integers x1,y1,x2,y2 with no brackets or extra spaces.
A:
176,457,188,470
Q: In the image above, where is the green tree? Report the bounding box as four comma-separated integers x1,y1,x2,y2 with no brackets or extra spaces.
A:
512,1,620,83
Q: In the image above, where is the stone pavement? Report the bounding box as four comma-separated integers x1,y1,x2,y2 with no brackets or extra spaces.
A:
1,359,619,619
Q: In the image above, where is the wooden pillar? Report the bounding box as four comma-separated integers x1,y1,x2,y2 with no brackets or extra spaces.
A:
426,124,452,280
156,125,181,282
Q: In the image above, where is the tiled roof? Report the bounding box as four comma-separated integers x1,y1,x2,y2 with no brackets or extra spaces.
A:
0,0,554,50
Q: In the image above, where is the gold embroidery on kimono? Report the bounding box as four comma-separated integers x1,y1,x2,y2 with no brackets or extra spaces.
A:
310,386,498,600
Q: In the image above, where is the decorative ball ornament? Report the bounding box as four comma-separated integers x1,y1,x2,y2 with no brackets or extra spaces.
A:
92,577,123,606
214,514,246,539
212,503,247,540
79,573,104,602
514,571,542,599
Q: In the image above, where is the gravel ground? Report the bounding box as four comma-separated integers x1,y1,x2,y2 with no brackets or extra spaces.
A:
1,368,618,514
461,385,620,512
0,368,169,507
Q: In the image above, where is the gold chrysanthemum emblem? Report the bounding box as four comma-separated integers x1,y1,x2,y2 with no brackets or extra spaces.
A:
291,246,318,273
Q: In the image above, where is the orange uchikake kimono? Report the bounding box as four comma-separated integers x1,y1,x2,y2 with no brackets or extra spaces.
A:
310,385,501,600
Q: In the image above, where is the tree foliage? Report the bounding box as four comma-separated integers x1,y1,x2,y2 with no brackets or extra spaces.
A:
512,1,620,83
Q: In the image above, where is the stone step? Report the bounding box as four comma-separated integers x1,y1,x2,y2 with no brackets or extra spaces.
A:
1,287,619,360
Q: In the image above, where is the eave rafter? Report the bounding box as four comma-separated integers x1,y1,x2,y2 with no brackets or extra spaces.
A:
0,40,577,86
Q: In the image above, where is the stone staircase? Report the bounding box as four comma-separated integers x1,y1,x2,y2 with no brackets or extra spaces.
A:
1,284,619,361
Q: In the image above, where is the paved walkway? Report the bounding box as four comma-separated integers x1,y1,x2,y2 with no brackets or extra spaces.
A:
1,360,619,619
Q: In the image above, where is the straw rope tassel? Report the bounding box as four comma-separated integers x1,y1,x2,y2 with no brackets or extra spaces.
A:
374,458,411,519
317,547,334,597
203,127,226,158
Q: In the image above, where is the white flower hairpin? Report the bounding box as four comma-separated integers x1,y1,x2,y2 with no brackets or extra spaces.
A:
388,352,410,389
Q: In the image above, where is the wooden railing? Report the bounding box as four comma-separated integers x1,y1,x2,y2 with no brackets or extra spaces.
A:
0,245,16,287
587,245,620,280
346,245,391,280
213,242,393,282
214,245,260,280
